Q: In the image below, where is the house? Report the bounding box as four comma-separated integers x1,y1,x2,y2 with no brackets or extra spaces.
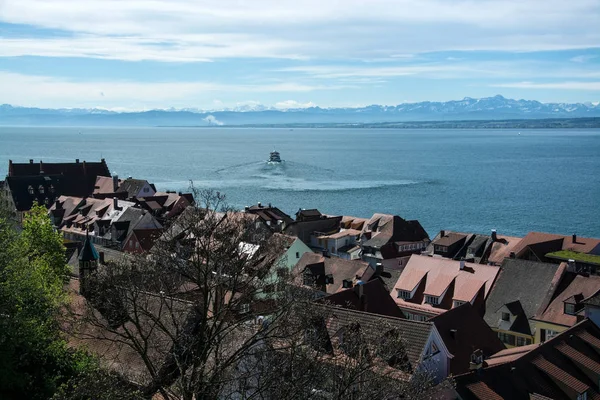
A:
244,202,294,232
313,229,362,259
484,258,564,348
4,158,111,221
135,191,194,224
284,209,343,246
532,271,600,343
317,279,405,318
484,231,522,266
583,290,600,328
429,230,468,258
390,255,500,321
93,175,157,200
512,232,600,274
51,195,163,250
123,228,164,254
454,319,600,400
292,252,373,296
312,304,450,384
429,303,505,376
360,214,430,267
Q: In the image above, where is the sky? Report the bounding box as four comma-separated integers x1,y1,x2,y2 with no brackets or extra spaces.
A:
0,0,599,110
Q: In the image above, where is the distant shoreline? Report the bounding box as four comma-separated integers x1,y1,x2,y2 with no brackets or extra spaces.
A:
157,117,600,129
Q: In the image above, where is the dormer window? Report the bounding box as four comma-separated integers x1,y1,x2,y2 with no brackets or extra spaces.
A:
564,303,576,315
49,185,55,194
28,185,34,195
501,312,510,321
453,300,466,308
38,185,44,194
425,295,439,305
397,289,411,300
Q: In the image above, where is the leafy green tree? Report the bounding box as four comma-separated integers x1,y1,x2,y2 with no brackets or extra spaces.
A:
0,205,90,399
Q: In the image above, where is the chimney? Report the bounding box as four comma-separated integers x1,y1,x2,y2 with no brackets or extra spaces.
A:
450,329,458,339
509,252,516,259
268,202,272,208
460,259,466,270
29,159,33,164
82,160,87,174
75,159,79,164
440,230,446,237
39,160,44,174
567,259,576,272
375,262,383,276
572,233,577,243
354,280,364,299
8,160,12,176
112,175,119,192
99,251,105,264
491,229,497,241
55,199,62,209
244,206,250,212
258,202,262,208
113,197,121,211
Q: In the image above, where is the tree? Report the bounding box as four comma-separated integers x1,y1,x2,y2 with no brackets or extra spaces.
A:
72,190,438,400
0,204,90,399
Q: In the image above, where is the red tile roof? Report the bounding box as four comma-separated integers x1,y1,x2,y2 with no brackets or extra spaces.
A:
391,255,500,313
486,235,522,265
513,232,600,258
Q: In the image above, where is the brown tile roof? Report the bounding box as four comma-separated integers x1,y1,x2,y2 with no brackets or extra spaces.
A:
430,303,505,375
433,232,467,247
534,274,600,327
513,232,600,259
465,382,503,400
318,279,404,318
455,320,600,400
486,235,522,265
93,176,118,194
319,229,362,240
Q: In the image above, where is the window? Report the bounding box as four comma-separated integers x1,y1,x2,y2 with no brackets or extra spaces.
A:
143,187,149,193
516,336,532,346
295,251,300,259
577,391,588,400
135,242,139,249
425,295,439,305
498,332,516,346
38,185,44,194
49,185,55,194
397,289,411,300
429,342,439,356
544,329,559,341
453,300,466,308
501,312,510,321
239,303,250,314
406,312,427,322
28,185,34,195
564,303,576,315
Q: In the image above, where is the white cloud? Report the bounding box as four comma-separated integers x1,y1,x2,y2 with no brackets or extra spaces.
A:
570,55,598,63
273,100,317,109
491,81,600,90
0,0,599,61
0,71,347,108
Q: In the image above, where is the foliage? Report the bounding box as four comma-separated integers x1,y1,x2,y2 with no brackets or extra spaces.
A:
546,250,600,265
0,204,90,399
52,367,145,400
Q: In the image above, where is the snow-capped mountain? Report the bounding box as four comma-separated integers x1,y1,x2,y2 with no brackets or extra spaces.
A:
1,95,599,126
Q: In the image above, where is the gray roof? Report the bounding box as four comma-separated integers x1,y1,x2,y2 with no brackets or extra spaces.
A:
484,258,561,334
118,179,150,198
317,304,433,368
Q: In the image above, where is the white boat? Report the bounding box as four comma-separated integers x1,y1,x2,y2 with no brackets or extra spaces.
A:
268,151,282,163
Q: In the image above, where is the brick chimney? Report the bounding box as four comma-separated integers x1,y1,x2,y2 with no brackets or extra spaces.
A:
491,229,497,242
112,175,119,192
572,233,577,243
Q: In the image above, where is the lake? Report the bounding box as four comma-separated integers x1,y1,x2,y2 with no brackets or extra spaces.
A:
1,126,599,238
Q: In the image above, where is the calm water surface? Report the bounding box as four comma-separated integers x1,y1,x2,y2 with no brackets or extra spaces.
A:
1,127,599,238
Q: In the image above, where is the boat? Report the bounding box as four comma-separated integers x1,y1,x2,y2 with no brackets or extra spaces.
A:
268,150,282,164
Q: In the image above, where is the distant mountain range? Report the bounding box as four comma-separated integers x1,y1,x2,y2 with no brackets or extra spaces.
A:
1,95,600,127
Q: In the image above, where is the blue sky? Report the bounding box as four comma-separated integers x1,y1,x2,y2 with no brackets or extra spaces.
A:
0,0,599,110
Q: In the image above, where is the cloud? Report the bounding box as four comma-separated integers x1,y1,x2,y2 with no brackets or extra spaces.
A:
0,0,599,62
203,115,224,125
491,81,600,90
0,71,348,109
273,100,317,109
570,55,598,63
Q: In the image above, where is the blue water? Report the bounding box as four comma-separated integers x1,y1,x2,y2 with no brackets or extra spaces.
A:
1,127,599,238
